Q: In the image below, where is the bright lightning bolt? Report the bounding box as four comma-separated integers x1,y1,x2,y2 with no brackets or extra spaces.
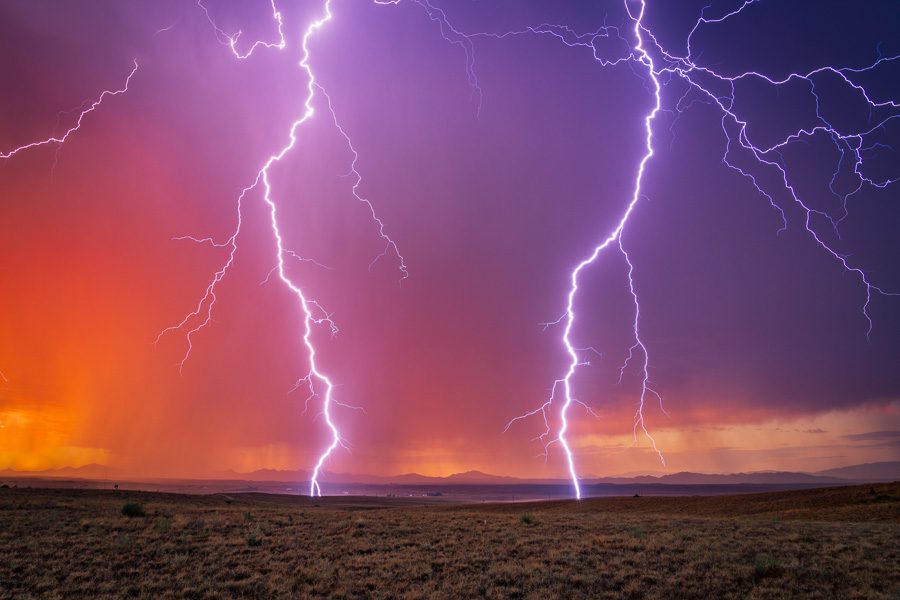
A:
485,1,664,501
537,2,663,500
160,0,405,497
416,0,898,499
381,0,668,500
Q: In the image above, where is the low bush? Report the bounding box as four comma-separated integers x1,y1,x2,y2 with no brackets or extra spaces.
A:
121,503,145,518
246,528,263,547
753,553,783,581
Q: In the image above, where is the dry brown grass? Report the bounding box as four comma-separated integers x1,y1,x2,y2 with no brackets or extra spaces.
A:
1,482,898,599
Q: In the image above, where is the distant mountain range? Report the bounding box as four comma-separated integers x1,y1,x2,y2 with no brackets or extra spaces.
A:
585,471,848,486
233,462,900,485
0,464,117,480
2,461,898,485
815,462,900,481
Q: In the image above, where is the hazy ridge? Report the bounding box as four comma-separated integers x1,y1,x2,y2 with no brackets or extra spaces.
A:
3,461,898,486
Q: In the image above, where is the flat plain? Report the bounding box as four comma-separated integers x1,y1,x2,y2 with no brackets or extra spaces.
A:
1,482,898,599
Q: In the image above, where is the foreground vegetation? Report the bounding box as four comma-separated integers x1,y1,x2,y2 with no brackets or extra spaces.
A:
1,482,898,598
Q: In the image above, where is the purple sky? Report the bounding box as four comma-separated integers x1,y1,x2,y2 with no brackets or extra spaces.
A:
1,0,898,479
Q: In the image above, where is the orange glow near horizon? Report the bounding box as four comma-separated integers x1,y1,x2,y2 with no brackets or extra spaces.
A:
2,397,897,478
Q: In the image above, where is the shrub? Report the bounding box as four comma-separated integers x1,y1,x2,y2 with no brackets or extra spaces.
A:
121,503,145,517
753,553,783,581
154,517,172,533
246,528,263,547
627,525,646,539
521,513,534,525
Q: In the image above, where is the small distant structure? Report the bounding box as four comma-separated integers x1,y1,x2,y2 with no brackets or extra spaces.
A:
113,484,119,490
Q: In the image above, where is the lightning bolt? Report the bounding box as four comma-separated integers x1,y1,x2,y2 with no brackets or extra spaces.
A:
160,0,405,496
197,0,286,60
535,2,664,499
376,0,482,115
0,61,138,161
475,2,663,500
646,3,900,337
0,61,138,445
153,21,179,37
318,85,409,280
412,0,898,498
375,0,668,499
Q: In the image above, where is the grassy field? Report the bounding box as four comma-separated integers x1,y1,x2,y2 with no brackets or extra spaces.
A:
1,482,898,599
